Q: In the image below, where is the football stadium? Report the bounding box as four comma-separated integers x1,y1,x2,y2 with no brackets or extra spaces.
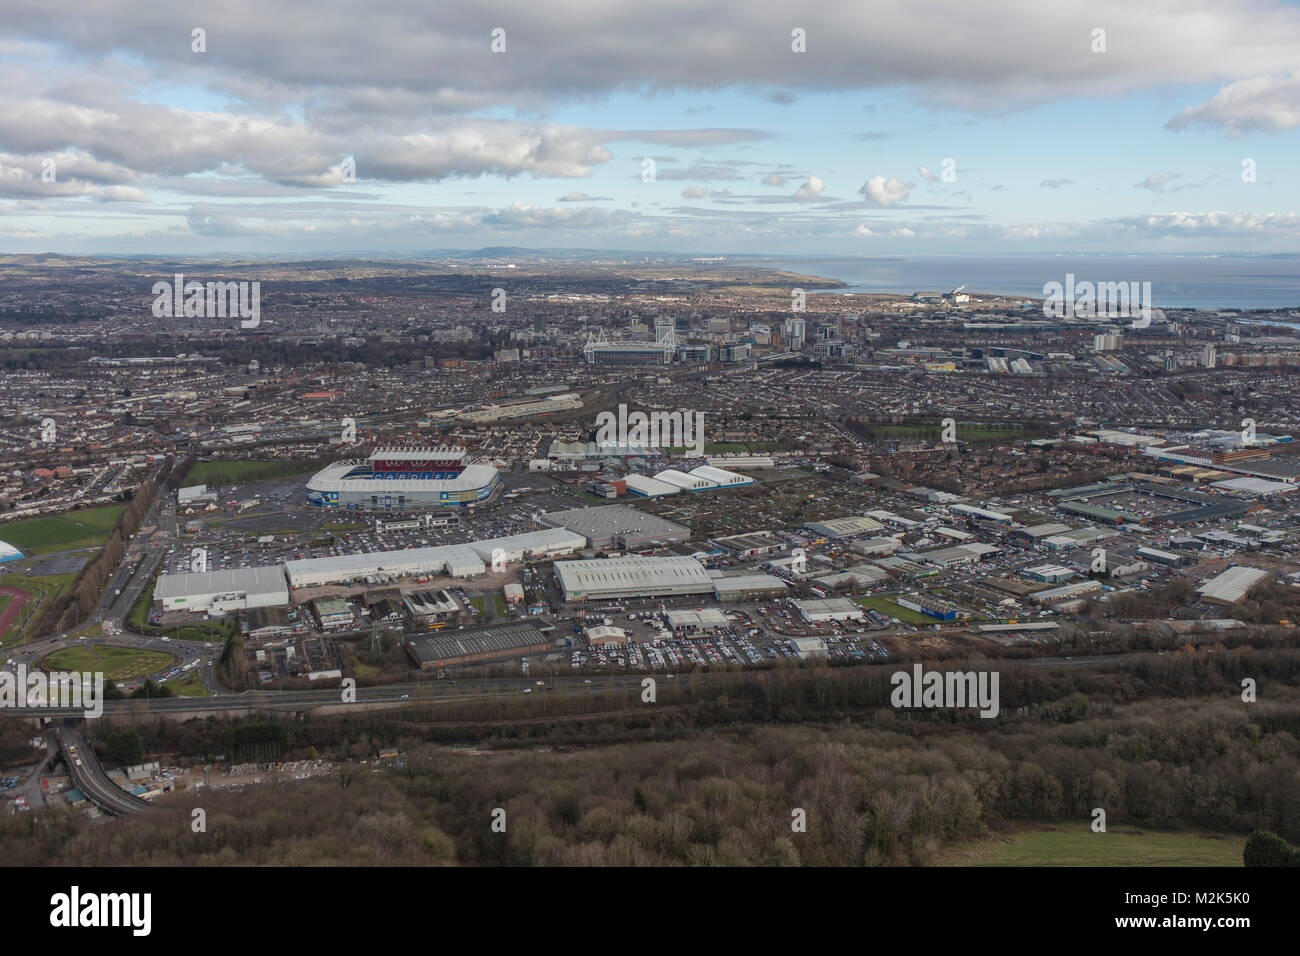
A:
306,446,499,511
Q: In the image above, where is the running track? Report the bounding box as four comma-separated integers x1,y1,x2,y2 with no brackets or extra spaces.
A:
0,585,32,642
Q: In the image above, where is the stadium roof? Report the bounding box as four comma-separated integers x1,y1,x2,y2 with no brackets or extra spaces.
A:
0,540,23,563
307,459,498,494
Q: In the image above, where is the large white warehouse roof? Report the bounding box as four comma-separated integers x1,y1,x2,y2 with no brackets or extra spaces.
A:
464,528,587,562
623,474,680,497
688,465,753,487
653,469,716,490
554,556,714,600
283,528,589,588
285,545,485,587
1197,566,1272,604
154,566,289,611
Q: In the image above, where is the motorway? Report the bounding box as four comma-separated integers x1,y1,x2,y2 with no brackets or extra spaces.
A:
31,654,1124,718
56,719,150,816
37,673,650,716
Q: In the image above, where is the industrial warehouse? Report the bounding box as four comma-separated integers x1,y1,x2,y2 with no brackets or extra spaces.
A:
553,555,715,601
152,526,588,609
551,555,787,603
537,504,690,549
281,528,586,589
404,621,553,670
154,566,290,614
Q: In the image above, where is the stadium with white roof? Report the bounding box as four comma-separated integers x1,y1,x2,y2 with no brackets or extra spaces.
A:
306,446,499,510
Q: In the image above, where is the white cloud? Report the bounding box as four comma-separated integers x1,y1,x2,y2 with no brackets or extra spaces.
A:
1167,73,1300,134
793,176,824,200
918,165,937,182
1135,172,1180,192
10,1,1300,115
557,191,611,202
860,175,912,206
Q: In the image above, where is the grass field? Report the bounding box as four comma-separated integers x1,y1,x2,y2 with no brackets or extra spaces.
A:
663,442,787,454
0,594,10,618
159,622,237,642
938,824,1245,866
469,595,486,614
321,521,368,532
42,645,174,681
493,593,509,616
853,595,934,625
863,424,1025,444
167,670,208,697
186,460,312,486
0,504,125,555
352,660,382,680
125,575,157,633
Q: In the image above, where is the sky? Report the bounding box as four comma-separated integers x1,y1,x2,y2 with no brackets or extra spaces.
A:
3,0,1300,257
